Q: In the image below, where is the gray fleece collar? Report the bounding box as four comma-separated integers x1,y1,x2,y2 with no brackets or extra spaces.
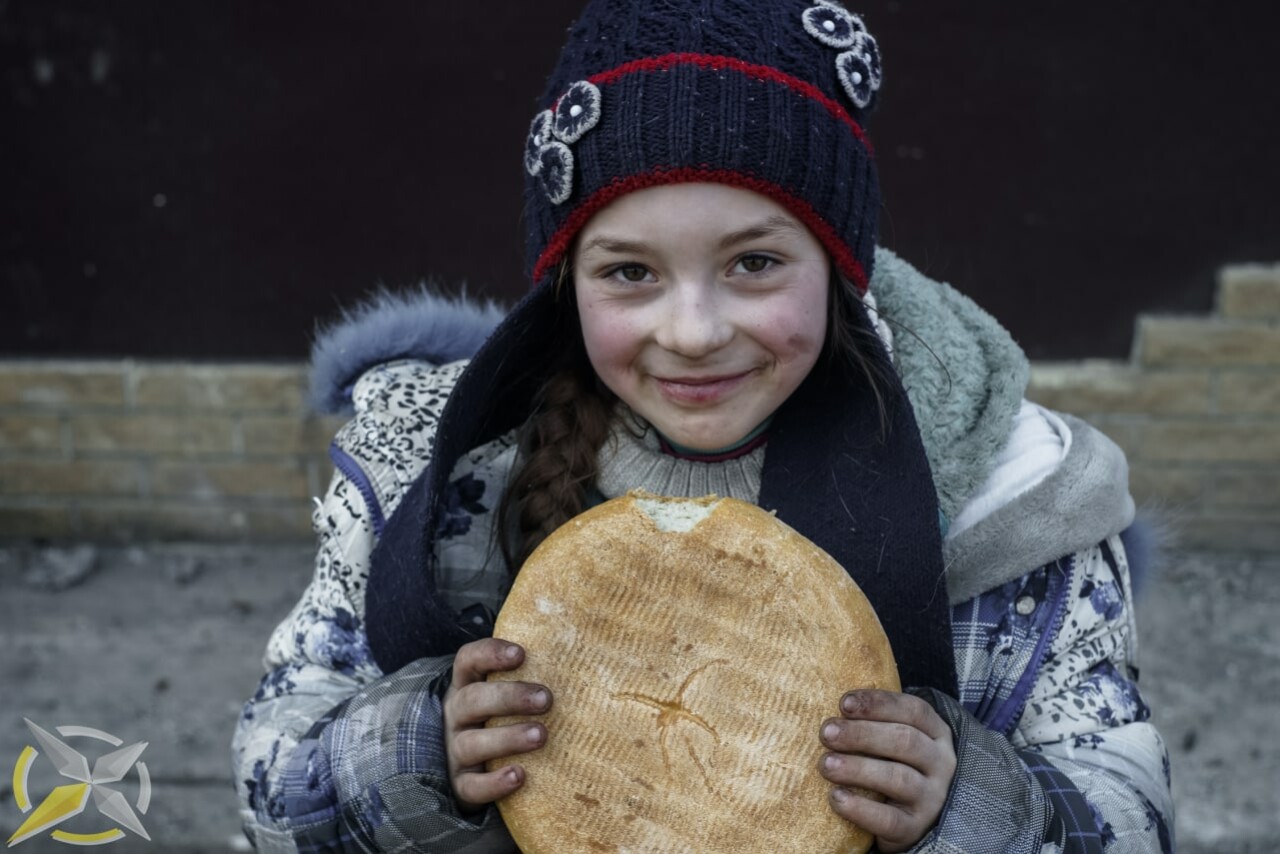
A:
308,287,504,414
870,249,1134,602
868,248,1031,524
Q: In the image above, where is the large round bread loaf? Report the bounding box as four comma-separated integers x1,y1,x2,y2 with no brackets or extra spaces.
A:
488,491,899,853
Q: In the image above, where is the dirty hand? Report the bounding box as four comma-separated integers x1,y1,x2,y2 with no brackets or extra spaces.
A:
443,638,552,812
819,689,956,853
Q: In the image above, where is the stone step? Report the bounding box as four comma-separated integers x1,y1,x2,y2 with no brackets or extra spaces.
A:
1136,315,1280,367
1028,361,1210,415
1218,263,1280,320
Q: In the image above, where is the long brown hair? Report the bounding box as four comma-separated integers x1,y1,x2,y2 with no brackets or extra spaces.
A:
497,263,890,572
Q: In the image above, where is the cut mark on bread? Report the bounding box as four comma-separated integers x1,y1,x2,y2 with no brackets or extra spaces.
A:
634,494,721,532
613,659,726,797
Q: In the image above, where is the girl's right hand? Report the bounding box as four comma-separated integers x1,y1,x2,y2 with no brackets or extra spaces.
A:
443,637,552,813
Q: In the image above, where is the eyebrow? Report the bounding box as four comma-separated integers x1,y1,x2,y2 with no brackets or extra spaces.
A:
576,236,652,257
715,215,804,250
576,214,804,258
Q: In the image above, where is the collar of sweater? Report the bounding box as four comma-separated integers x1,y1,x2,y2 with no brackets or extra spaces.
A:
595,407,766,503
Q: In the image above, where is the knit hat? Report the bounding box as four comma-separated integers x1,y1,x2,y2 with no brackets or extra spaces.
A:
522,0,883,291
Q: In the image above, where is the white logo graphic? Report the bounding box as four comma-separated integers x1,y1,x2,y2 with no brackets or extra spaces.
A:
7,718,151,847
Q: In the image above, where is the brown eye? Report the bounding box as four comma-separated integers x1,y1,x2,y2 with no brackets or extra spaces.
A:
739,255,772,273
618,265,648,282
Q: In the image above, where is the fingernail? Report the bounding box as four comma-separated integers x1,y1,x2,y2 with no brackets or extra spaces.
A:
506,768,520,783
841,693,859,713
526,726,543,744
504,644,520,660
822,754,839,771
822,723,839,742
831,787,851,804
531,689,549,709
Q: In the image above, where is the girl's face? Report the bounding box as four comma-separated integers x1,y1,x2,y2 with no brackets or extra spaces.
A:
573,183,829,451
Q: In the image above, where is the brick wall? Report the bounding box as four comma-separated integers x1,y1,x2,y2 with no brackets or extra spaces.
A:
1028,263,1280,552
0,363,343,541
2,262,1277,550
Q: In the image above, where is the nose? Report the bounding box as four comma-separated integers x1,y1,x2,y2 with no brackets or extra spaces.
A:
654,281,734,358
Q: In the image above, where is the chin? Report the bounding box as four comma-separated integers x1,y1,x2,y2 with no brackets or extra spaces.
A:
664,423,752,452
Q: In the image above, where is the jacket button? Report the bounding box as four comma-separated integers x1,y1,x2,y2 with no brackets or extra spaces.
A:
1015,595,1037,616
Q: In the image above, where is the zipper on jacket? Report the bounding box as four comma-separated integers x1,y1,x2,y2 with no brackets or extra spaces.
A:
328,442,387,537
988,554,1075,736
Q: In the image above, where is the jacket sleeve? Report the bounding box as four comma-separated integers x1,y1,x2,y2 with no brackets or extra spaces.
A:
909,536,1174,853
230,359,515,853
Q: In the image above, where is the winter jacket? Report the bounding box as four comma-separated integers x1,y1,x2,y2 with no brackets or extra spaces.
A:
231,250,1174,853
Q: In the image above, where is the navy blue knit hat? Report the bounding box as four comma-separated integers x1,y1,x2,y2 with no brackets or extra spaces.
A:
522,0,883,291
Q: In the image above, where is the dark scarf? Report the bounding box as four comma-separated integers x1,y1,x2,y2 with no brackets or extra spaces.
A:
365,285,957,695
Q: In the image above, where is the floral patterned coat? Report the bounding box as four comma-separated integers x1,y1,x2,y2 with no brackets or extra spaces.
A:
231,353,1173,853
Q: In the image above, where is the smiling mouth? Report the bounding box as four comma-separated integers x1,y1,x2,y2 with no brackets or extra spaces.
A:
653,371,753,404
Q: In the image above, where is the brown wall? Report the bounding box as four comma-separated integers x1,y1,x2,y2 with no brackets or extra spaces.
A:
0,362,341,541
3,1,1279,362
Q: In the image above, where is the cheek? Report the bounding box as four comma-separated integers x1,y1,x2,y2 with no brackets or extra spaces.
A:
578,302,642,374
757,304,827,362
785,330,821,354
744,267,829,361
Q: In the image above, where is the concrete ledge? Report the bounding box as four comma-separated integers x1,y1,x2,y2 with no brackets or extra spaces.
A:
1136,316,1280,367
1028,362,1210,415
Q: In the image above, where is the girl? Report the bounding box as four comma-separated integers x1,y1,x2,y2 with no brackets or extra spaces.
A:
232,1,1173,851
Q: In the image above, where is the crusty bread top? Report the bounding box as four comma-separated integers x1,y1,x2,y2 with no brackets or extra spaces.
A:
489,491,899,854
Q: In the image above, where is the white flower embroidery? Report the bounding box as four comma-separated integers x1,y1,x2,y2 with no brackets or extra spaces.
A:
552,80,603,144
524,110,555,177
802,2,883,111
525,79,603,204
537,141,575,206
801,2,864,48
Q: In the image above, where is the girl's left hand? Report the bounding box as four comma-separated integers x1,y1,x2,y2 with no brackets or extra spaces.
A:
818,689,956,853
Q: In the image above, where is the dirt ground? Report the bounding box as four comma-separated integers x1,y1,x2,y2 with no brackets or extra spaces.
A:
1,543,1277,853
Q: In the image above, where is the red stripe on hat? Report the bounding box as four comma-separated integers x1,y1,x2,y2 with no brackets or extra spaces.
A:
531,166,868,293
587,53,873,154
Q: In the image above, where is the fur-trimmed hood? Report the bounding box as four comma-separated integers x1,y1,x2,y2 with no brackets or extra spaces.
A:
308,287,505,414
